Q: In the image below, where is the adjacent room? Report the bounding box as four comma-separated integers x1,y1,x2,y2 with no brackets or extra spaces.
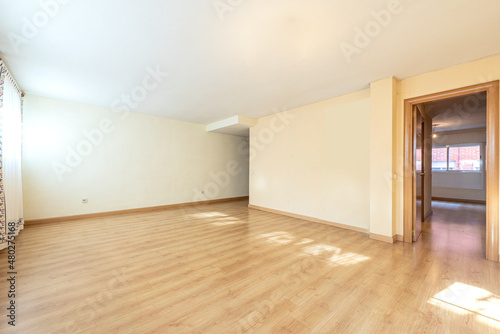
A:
1,1,500,333
414,93,488,258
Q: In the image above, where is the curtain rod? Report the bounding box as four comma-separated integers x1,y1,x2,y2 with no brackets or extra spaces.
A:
0,58,24,97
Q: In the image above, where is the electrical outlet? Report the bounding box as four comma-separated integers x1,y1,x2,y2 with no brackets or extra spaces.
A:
82,198,88,204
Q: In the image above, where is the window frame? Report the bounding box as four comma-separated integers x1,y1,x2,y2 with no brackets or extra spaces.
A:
431,143,483,173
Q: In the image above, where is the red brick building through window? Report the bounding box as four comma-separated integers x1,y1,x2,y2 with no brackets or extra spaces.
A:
431,145,481,171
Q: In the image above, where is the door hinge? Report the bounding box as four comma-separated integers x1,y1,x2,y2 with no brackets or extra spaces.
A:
412,229,416,237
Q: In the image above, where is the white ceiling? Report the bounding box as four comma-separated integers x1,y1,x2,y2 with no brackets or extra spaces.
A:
425,93,487,132
1,0,500,125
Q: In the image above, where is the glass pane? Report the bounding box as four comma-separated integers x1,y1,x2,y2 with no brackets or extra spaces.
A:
449,145,481,171
432,147,447,171
416,148,422,171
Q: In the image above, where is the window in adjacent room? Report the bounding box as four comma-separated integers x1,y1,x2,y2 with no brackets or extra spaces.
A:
431,144,482,172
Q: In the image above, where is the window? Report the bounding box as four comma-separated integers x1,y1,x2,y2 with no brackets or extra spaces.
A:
449,146,481,170
432,144,482,172
432,147,447,171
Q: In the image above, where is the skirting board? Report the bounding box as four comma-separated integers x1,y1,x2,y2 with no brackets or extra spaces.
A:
247,204,369,234
369,233,397,244
424,210,433,222
25,196,249,225
432,197,486,205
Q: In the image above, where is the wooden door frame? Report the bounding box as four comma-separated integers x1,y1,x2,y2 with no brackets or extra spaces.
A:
403,81,499,262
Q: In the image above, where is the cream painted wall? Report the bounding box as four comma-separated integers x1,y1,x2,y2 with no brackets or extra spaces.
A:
22,95,249,220
249,89,370,230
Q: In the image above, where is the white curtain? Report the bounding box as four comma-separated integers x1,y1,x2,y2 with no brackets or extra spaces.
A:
0,61,24,250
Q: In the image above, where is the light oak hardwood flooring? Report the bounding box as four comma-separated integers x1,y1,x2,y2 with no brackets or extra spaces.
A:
1,200,499,333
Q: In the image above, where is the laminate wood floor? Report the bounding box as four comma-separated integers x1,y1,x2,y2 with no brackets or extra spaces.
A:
1,200,499,333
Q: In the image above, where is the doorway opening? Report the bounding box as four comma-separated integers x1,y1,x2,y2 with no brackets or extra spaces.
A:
403,81,499,262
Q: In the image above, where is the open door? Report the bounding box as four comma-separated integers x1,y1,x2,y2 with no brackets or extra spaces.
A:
413,105,425,241
404,81,499,262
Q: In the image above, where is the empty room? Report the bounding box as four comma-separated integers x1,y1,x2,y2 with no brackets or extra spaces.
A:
1,1,500,333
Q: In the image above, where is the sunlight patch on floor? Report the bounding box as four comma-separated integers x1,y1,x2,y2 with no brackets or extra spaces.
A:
295,238,314,245
190,211,228,218
211,220,241,226
329,252,370,266
257,231,295,244
302,244,370,266
256,232,371,267
430,282,500,322
427,298,470,315
302,244,338,256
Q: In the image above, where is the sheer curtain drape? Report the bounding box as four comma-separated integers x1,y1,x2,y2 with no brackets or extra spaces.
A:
0,60,24,250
